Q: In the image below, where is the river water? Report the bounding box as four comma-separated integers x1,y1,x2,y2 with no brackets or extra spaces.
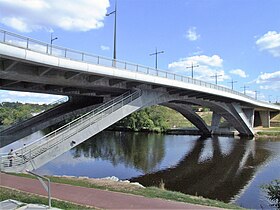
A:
3,131,280,209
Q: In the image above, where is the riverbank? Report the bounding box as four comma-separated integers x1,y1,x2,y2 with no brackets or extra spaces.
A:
2,173,241,209
255,127,280,139
110,124,280,138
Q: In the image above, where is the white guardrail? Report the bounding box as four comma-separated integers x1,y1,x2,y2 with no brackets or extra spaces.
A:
0,29,259,102
0,90,142,170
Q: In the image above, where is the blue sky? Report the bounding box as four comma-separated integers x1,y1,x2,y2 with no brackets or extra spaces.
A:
0,0,280,104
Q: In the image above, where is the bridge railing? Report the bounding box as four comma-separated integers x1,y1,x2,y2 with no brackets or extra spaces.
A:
0,29,256,102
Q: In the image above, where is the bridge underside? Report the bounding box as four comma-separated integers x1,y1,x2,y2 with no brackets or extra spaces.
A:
1,89,276,149
0,47,278,148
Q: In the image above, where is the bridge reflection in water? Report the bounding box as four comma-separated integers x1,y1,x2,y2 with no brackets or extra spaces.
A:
71,132,166,173
67,132,270,202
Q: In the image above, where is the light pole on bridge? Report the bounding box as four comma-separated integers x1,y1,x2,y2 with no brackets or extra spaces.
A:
228,79,237,90
241,85,249,95
268,95,272,103
106,0,117,61
50,33,58,54
150,47,164,69
186,62,199,79
211,73,223,85
254,90,259,100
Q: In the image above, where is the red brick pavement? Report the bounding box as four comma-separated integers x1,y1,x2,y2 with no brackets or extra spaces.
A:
0,173,221,209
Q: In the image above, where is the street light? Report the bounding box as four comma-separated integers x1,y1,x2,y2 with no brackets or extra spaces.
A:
254,90,259,100
106,0,117,61
186,62,199,79
150,47,164,69
241,85,249,95
228,79,237,90
50,33,58,54
268,95,272,103
211,72,222,85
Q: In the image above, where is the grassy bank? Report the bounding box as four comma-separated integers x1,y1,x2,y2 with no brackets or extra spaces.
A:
0,186,94,209
255,127,280,138
6,173,241,209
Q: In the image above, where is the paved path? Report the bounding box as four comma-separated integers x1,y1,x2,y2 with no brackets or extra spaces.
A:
0,173,221,209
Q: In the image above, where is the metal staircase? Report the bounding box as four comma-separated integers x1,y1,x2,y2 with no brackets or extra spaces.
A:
0,90,142,173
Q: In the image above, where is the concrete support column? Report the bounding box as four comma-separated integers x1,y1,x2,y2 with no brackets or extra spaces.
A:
227,103,255,136
259,111,270,128
243,108,254,127
211,112,221,130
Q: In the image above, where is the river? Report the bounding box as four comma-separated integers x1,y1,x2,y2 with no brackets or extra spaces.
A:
3,131,280,209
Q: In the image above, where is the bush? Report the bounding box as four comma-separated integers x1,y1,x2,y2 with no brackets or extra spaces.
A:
262,179,280,208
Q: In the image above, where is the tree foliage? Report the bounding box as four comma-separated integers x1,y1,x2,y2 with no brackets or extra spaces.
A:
115,105,190,132
262,179,280,209
0,102,53,126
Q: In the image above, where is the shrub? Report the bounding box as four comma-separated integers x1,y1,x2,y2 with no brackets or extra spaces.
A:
262,179,280,208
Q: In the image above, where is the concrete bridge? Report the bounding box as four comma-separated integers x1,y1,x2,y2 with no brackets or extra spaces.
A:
0,29,279,172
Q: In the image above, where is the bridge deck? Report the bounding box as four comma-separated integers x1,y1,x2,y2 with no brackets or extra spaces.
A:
0,29,279,112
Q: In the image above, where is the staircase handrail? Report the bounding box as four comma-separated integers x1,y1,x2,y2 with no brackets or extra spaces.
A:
3,91,133,154
0,90,142,169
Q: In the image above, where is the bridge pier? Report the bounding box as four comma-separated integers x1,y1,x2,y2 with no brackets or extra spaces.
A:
259,111,270,128
211,112,222,131
222,103,254,136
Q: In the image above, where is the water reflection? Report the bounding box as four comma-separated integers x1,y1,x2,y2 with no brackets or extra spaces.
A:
72,132,165,173
36,131,277,206
130,136,270,202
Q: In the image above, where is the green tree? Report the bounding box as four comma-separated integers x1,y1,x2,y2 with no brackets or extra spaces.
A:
0,102,53,126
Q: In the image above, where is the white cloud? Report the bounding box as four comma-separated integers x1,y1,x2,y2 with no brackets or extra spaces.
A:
230,69,248,78
0,0,110,32
100,45,110,51
168,54,229,82
255,71,280,90
186,27,200,41
245,90,265,100
256,31,280,57
169,54,223,68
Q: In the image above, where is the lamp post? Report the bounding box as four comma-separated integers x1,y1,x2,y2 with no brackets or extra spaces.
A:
150,48,164,69
254,90,259,100
50,33,58,54
186,62,199,79
106,0,117,61
241,85,249,95
268,95,272,103
228,79,237,90
211,73,222,85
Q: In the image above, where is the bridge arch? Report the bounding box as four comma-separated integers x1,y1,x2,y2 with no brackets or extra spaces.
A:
138,91,254,136
161,102,211,135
